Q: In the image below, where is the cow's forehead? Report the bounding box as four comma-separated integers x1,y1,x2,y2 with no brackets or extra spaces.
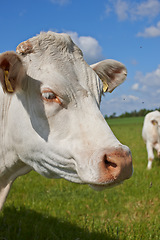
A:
20,32,103,103
20,31,83,61
152,112,160,119
21,31,87,79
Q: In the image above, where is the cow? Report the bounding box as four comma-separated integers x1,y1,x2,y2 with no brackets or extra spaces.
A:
142,110,160,169
0,31,132,210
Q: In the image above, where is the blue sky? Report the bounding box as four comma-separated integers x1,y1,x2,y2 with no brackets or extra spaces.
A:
1,0,160,116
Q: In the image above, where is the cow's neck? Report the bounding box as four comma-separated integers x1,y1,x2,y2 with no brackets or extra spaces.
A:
0,90,31,185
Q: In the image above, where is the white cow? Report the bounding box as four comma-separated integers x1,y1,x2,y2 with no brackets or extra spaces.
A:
0,31,132,210
142,110,160,169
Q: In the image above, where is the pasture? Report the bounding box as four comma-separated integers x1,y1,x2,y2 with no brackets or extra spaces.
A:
0,117,160,240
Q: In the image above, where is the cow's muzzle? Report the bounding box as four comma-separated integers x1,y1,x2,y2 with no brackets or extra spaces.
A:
87,145,133,189
98,146,132,184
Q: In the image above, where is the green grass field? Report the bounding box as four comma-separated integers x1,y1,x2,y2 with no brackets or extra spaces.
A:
0,117,160,240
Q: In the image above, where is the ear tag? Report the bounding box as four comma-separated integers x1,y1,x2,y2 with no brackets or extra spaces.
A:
4,71,14,93
102,81,108,93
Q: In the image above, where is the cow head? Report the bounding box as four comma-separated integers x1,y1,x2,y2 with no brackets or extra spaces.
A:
0,32,132,189
151,111,160,129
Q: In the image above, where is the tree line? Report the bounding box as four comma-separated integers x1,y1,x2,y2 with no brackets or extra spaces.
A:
104,108,160,120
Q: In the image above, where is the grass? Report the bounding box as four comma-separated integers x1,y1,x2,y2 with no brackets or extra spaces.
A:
0,117,160,240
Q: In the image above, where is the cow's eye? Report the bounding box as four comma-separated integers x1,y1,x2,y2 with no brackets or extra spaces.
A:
42,91,61,104
42,92,56,100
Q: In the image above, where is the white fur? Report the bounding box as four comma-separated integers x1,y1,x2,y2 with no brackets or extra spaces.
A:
142,110,160,169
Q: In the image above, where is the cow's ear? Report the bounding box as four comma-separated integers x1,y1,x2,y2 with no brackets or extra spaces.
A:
0,51,25,94
91,59,127,93
151,119,158,125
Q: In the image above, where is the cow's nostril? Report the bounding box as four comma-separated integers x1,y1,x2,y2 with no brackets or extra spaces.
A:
97,147,132,185
103,155,117,169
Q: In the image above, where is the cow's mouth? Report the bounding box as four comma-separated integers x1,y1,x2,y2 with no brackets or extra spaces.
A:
89,181,122,191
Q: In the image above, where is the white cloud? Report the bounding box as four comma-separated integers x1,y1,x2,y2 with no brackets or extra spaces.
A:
121,94,139,102
137,21,160,37
100,94,140,116
156,89,160,93
50,0,70,5
105,5,112,16
106,0,160,21
67,32,103,64
132,83,139,90
127,65,160,110
135,0,160,18
131,59,138,65
114,0,129,21
134,65,160,89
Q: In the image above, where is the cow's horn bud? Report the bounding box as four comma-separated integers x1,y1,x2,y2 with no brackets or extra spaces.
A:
16,40,33,55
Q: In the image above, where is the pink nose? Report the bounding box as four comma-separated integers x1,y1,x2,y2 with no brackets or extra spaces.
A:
98,146,132,185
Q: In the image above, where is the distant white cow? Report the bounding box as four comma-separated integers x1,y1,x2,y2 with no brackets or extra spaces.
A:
0,31,132,210
142,110,160,169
